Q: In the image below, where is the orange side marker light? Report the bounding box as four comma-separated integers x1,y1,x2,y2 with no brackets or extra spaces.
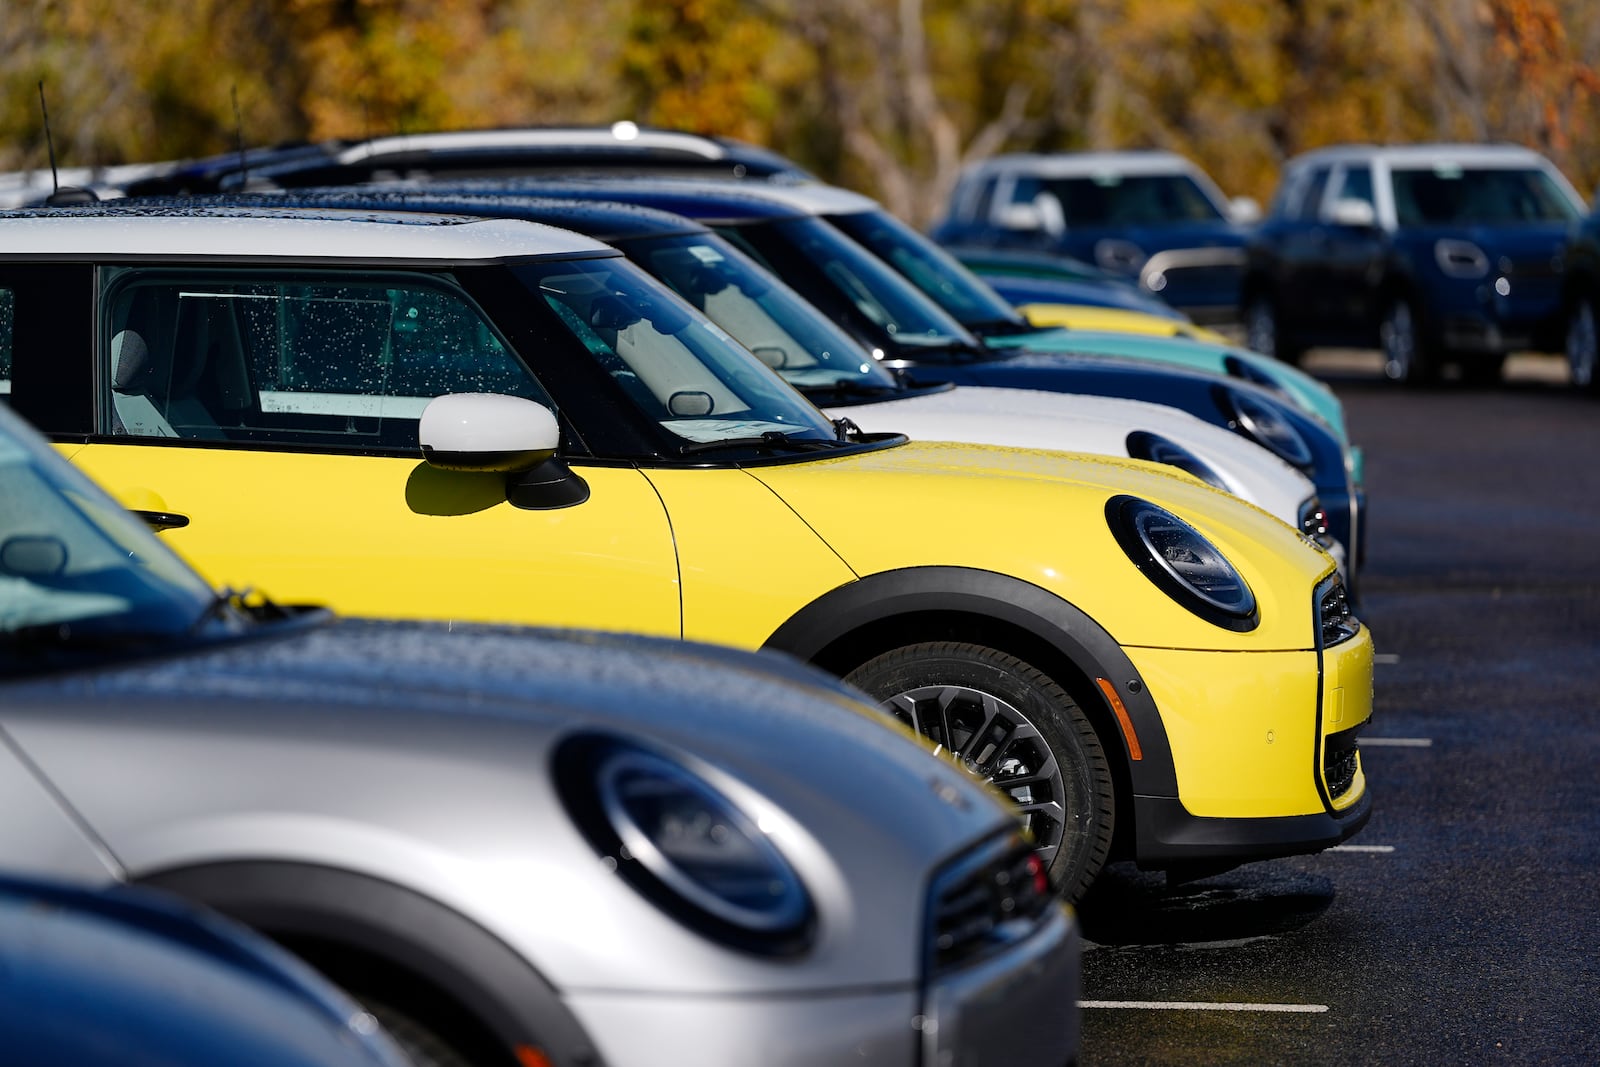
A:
1095,678,1143,761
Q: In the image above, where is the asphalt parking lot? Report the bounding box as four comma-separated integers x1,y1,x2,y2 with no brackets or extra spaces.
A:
1075,351,1600,1066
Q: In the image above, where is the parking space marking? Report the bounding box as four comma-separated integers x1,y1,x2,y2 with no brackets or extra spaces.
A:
1361,737,1433,747
1079,1001,1328,1013
1373,653,1401,664
1327,844,1396,853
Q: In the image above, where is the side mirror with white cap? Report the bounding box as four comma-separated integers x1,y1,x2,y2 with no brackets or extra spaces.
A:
419,393,588,509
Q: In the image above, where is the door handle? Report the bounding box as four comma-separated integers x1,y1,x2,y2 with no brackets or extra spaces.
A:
131,510,190,532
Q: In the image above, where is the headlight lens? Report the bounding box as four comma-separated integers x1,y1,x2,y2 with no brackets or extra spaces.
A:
556,735,814,956
1106,495,1258,631
1126,430,1230,491
1434,238,1490,279
1216,386,1314,469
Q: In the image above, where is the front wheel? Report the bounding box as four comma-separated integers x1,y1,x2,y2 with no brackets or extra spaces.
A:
1567,297,1599,394
844,642,1115,901
1243,294,1303,364
1379,297,1436,386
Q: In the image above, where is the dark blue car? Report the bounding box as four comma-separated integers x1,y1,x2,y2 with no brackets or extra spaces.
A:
0,874,410,1067
1240,144,1587,386
1558,194,1600,394
930,151,1259,324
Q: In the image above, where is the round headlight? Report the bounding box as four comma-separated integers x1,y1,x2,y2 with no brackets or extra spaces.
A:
1216,387,1314,469
556,735,813,956
1126,430,1230,492
1106,496,1258,631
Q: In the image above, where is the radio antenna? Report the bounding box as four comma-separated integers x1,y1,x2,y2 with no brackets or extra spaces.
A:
37,81,60,194
36,81,96,206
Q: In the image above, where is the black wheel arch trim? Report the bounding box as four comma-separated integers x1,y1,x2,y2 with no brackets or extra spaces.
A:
139,860,606,1067
761,566,1180,798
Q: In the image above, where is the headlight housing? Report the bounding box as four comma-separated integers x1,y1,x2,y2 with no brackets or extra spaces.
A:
555,734,814,956
1106,495,1259,631
1125,430,1230,492
1215,386,1314,470
1222,353,1290,398
1434,238,1490,279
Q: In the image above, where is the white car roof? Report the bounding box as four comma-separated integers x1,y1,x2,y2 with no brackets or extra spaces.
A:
338,126,733,165
1288,143,1559,171
0,206,612,260
966,151,1205,179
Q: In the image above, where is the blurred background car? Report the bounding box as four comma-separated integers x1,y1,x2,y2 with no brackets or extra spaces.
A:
1558,190,1600,394
0,873,412,1067
0,398,1081,1067
1240,143,1587,385
929,150,1260,324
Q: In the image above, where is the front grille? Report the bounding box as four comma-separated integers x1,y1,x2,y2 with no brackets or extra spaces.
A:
1318,574,1360,648
1324,730,1361,799
927,834,1054,975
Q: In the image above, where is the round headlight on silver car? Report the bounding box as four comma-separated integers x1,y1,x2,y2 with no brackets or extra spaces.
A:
556,735,814,956
1106,496,1259,632
1125,430,1230,491
1215,386,1314,470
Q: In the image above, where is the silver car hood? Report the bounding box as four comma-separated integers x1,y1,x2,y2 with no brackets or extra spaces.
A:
0,619,1017,994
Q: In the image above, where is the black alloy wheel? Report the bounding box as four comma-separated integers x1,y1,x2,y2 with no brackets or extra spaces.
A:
844,641,1116,902
1567,297,1599,394
1379,296,1436,386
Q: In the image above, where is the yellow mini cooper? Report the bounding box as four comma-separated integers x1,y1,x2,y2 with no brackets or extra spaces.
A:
0,205,1373,899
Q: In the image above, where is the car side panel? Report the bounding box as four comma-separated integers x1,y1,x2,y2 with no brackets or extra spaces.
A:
0,732,122,881
67,444,683,636
641,467,858,649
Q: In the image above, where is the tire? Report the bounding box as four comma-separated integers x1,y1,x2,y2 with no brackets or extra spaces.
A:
1243,293,1303,364
1379,296,1435,386
1567,297,1599,394
357,995,480,1067
844,641,1115,902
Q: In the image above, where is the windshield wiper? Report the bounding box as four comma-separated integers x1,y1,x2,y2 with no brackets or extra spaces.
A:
678,430,844,456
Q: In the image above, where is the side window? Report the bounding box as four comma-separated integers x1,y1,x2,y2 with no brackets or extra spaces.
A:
100,272,553,450
1329,165,1375,210
0,288,12,404
1289,166,1333,221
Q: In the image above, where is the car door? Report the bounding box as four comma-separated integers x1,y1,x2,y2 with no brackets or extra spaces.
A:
1271,163,1336,333
56,266,682,637
1315,162,1387,338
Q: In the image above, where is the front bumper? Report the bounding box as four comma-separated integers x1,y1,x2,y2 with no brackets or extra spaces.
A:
1120,620,1375,869
561,907,1080,1067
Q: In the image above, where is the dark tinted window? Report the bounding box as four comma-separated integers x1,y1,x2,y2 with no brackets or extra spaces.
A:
1391,166,1580,225
1027,174,1226,225
1333,166,1375,208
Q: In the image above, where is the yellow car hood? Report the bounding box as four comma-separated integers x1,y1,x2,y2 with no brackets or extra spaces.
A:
750,441,1334,652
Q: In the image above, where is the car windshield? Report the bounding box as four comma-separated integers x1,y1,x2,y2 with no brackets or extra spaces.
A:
510,256,839,445
826,209,1029,332
1390,166,1581,225
1029,173,1227,225
0,404,216,663
620,232,900,393
716,217,980,354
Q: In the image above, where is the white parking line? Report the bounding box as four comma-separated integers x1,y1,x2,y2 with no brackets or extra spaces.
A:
1079,1001,1328,1013
1361,737,1433,747
1327,844,1396,853
1373,653,1401,664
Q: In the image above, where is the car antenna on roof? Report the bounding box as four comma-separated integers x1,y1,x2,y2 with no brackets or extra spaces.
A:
37,80,97,206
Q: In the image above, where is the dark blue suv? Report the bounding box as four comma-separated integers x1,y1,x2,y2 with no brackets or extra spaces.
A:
930,151,1259,324
1240,144,1586,385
